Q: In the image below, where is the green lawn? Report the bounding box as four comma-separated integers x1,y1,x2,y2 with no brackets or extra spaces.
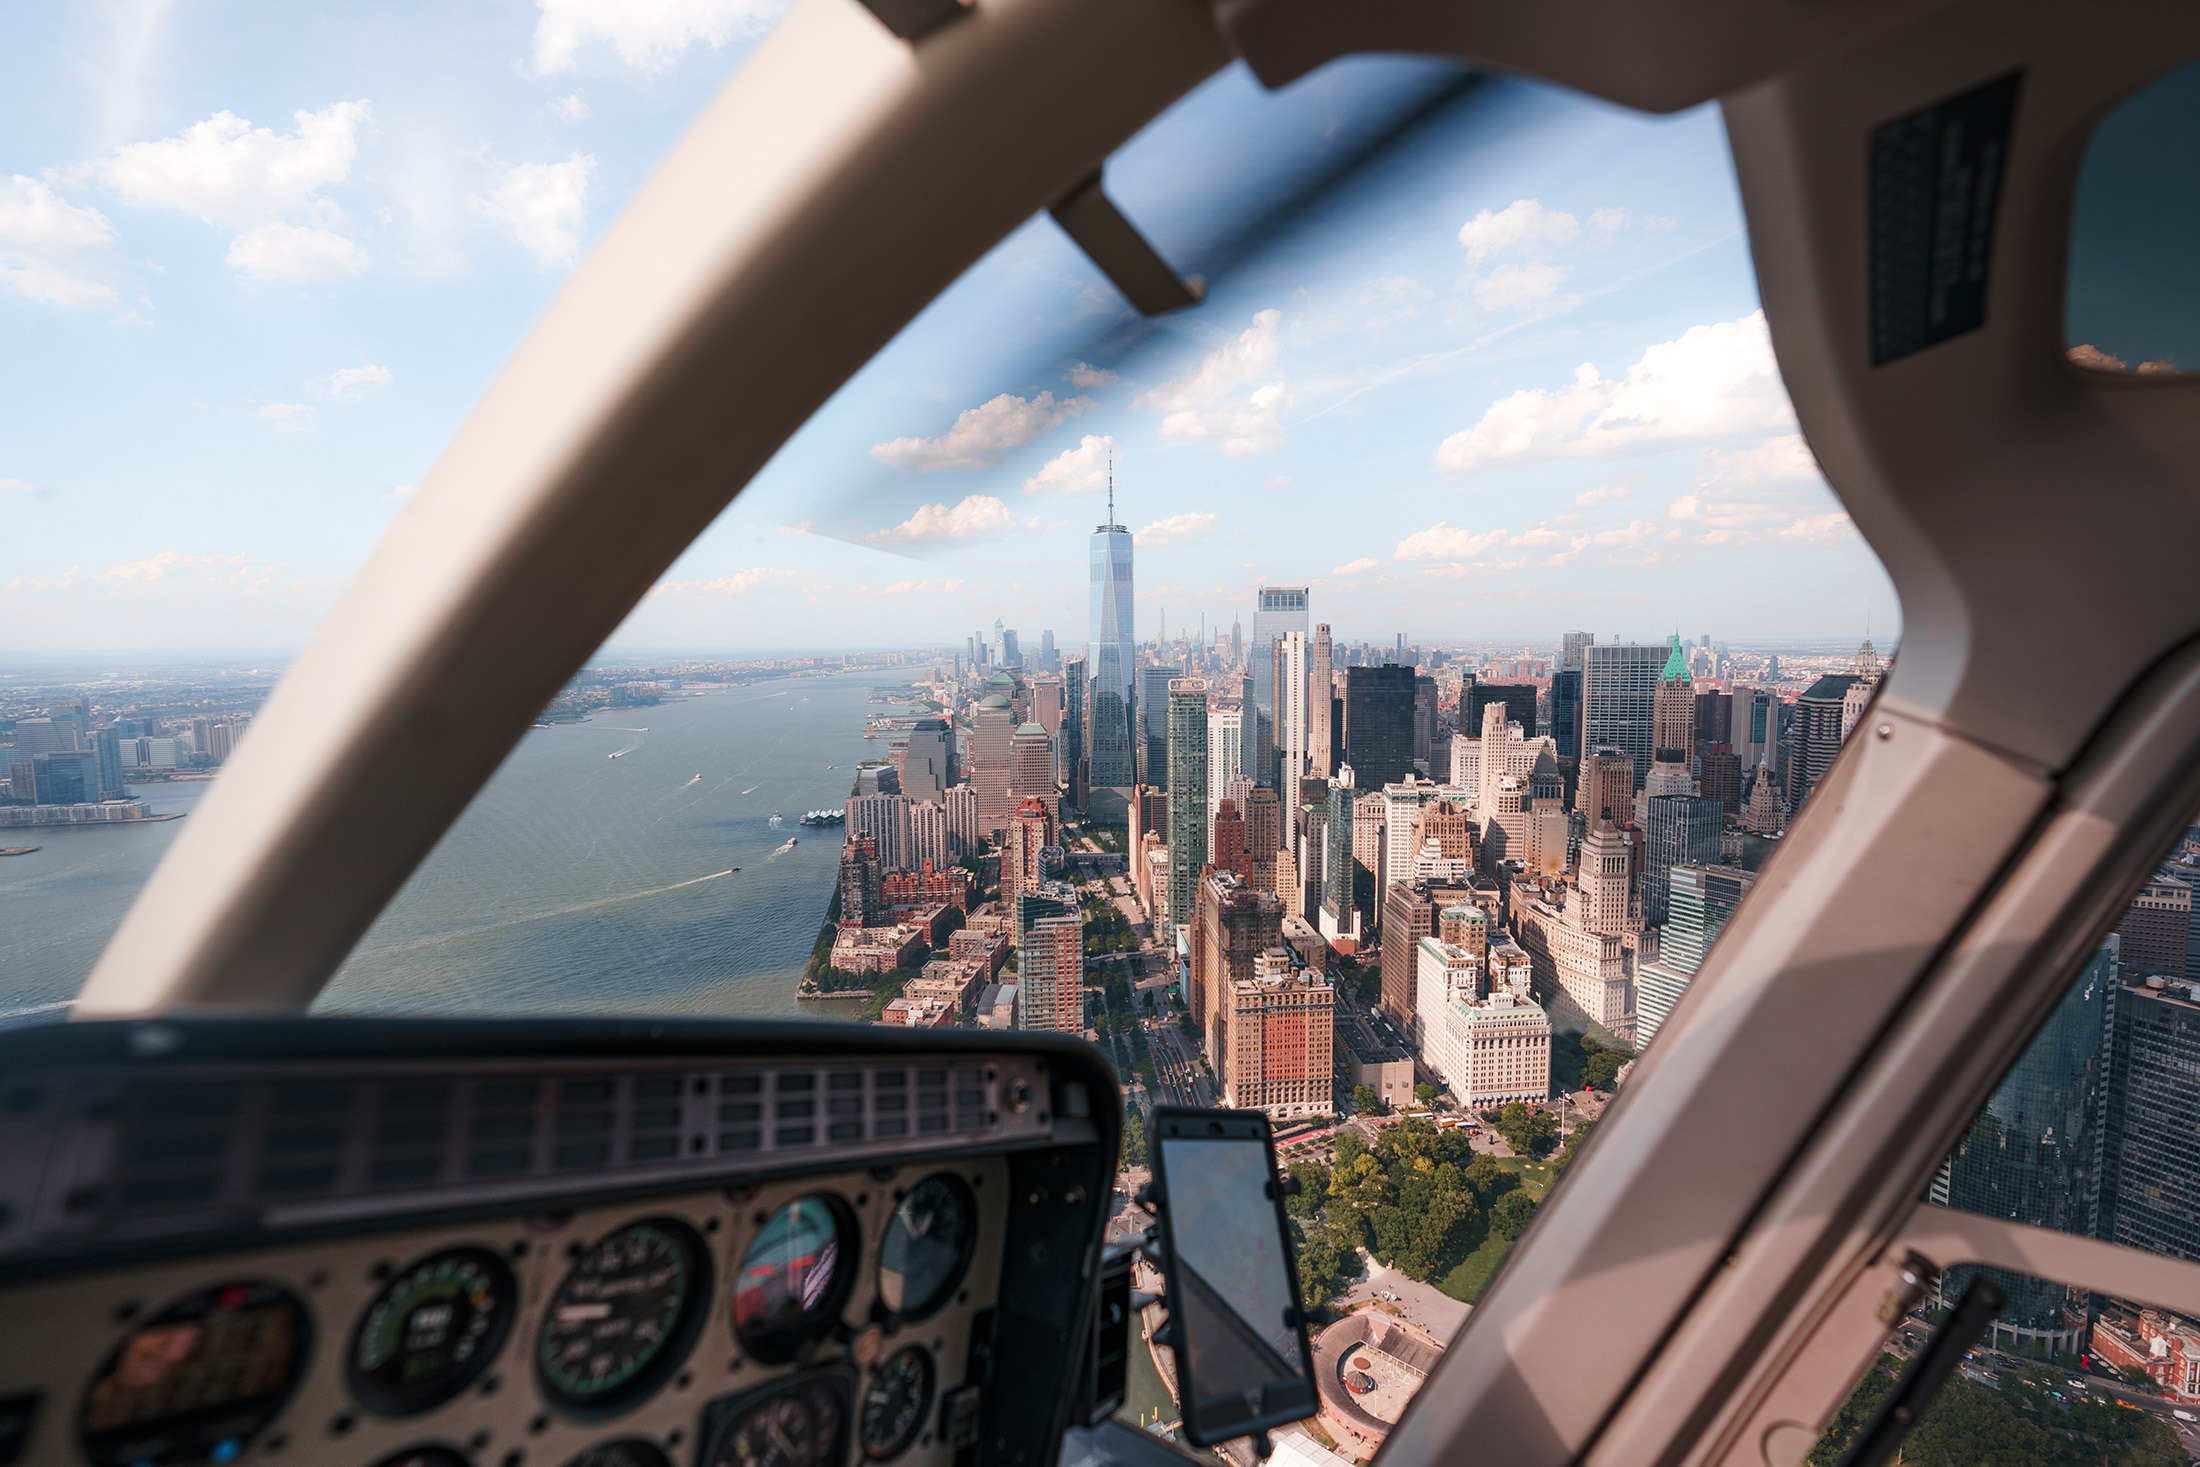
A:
1437,1233,1513,1303
1431,1159,1556,1303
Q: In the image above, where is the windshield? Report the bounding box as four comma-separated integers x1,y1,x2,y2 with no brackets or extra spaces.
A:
4,10,1902,1443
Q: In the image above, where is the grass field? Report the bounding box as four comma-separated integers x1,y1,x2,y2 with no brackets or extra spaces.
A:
1433,1157,1556,1302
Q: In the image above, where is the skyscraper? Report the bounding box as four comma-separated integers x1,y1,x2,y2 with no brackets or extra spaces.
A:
1061,653,1086,799
1341,665,1415,788
1641,794,1723,926
1207,703,1243,837
1139,664,1182,786
1582,642,1665,784
1087,482,1136,790
1276,631,1308,790
1936,940,2116,1332
901,718,952,802
1788,674,1858,809
1651,635,1696,764
1213,798,1247,876
1017,892,1084,1034
1008,724,1057,826
972,689,1017,836
1561,631,1595,671
1309,624,1335,780
1040,629,1056,672
1468,683,1539,740
1551,668,1583,769
2100,961,2200,1263
1251,586,1309,785
1165,678,1211,940
2117,874,2193,979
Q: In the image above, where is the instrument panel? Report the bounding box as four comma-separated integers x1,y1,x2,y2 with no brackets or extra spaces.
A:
0,1020,1118,1467
1,1157,1004,1467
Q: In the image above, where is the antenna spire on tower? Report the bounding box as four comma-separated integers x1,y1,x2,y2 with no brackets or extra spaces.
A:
1107,444,1115,529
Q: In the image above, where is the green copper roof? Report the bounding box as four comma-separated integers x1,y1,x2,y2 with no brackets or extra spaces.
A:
1661,634,1690,682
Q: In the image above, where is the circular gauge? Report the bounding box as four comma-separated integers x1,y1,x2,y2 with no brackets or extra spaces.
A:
78,1280,312,1467
733,1196,858,1364
861,1347,935,1461
537,1217,711,1417
349,1246,517,1415
557,1441,674,1467
877,1174,976,1321
369,1449,472,1467
700,1372,852,1467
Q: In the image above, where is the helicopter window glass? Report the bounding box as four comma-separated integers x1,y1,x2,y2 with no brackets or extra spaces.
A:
2065,57,2200,375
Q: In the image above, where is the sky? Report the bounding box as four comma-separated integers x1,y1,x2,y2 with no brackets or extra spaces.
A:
0,1,1900,655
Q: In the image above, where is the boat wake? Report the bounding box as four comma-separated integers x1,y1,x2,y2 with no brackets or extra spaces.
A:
359,868,741,959
740,786,761,796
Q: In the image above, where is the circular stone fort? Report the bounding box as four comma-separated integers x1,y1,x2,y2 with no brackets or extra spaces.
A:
1312,1309,1447,1452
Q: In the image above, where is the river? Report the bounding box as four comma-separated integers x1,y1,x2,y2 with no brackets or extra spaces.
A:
0,671,890,1022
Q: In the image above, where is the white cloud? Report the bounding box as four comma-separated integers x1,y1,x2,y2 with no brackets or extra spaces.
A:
1331,557,1378,576
645,567,805,599
1456,199,1578,266
882,578,966,595
1133,308,1292,457
1021,434,1114,496
1471,261,1566,311
1587,206,1632,240
90,102,371,280
870,391,1091,473
1697,432,1821,485
778,519,815,535
0,478,46,496
99,551,280,596
0,175,119,308
257,402,317,433
95,102,369,225
383,483,416,503
865,495,1030,544
531,0,789,75
1434,310,1794,474
321,364,392,402
472,153,596,267
1395,523,1509,561
1134,512,1218,547
1265,475,1292,492
1066,362,1117,389
225,222,368,281
553,94,590,121
1571,480,1634,512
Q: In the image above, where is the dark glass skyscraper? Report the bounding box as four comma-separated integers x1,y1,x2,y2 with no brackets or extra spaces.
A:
1551,668,1582,764
1138,664,1181,786
2099,969,2200,1263
1341,665,1414,788
1250,586,1308,785
1469,683,1539,739
1164,679,1210,940
1087,493,1135,789
1933,940,2116,1332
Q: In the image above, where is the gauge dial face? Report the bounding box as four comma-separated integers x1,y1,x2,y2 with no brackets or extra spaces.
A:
733,1196,855,1363
701,1372,851,1467
78,1280,311,1467
877,1175,976,1321
557,1441,674,1467
350,1246,517,1415
860,1347,934,1461
538,1218,710,1415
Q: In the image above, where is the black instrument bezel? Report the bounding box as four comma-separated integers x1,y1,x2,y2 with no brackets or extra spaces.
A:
535,1216,714,1420
697,1364,856,1467
733,1193,862,1366
876,1172,979,1324
347,1244,519,1417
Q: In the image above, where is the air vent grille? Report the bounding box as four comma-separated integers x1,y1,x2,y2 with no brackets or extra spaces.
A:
6,1052,1057,1263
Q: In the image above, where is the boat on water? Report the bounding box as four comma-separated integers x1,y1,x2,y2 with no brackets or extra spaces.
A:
769,811,783,825
0,847,39,858
775,838,798,855
607,749,627,759
799,809,845,827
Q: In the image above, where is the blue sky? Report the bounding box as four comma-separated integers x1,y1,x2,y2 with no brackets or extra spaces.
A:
0,2,1898,653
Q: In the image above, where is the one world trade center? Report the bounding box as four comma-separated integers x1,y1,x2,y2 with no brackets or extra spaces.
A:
1086,479,1136,798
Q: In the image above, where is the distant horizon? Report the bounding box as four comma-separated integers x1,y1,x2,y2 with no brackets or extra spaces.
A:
0,630,1896,677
